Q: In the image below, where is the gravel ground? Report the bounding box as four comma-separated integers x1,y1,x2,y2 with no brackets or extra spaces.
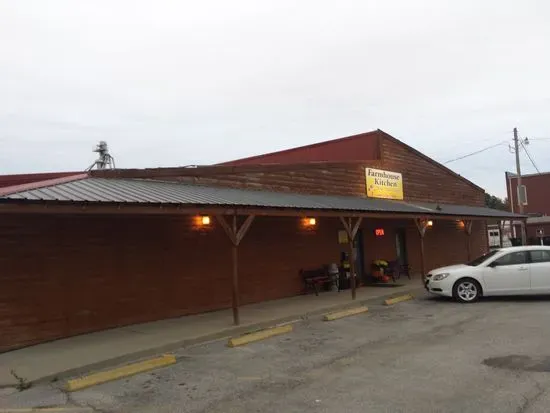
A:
4,293,550,412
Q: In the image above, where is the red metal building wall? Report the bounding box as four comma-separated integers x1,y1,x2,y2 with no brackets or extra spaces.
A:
219,130,381,165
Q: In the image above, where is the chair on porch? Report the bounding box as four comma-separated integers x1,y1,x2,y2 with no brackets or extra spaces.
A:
386,260,412,282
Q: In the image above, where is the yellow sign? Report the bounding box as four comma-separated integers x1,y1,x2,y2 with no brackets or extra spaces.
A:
338,230,348,244
365,168,403,200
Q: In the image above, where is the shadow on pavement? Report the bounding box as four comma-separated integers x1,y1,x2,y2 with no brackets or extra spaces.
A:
479,295,550,303
420,294,550,304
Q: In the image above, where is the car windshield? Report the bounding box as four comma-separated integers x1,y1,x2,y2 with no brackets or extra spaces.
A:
467,250,500,266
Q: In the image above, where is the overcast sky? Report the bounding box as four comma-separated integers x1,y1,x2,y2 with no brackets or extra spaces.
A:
1,1,549,197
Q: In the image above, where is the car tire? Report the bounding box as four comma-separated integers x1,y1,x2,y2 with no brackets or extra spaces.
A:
453,278,481,303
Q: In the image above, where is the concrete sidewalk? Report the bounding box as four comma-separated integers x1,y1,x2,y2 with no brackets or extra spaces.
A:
0,280,424,387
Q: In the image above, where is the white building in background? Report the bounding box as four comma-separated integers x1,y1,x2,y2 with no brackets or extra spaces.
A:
487,223,513,249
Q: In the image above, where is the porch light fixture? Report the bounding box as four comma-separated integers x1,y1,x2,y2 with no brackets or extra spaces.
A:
457,220,465,229
200,215,211,226
427,220,434,228
304,217,317,227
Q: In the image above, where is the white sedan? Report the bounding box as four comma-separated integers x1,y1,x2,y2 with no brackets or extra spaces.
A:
425,246,550,303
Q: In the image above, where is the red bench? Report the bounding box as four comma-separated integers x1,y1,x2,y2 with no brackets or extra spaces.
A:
301,268,334,296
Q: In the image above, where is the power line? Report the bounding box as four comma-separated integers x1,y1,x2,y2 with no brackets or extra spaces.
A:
520,140,541,173
443,141,508,164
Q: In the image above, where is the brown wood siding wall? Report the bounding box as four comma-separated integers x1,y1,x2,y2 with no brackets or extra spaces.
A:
379,137,485,206
361,218,487,275
0,213,483,352
163,164,379,197
150,139,485,206
0,215,344,351
0,214,231,352
405,220,488,273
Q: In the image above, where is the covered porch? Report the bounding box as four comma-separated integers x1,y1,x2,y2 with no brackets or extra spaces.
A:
0,177,522,352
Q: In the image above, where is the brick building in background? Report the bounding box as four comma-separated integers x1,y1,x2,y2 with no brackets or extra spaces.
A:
506,171,550,244
0,129,519,352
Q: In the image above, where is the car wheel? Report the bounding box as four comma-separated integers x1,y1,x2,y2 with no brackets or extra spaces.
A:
453,278,481,303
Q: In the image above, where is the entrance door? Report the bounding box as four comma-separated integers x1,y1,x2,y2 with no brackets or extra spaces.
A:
395,229,408,266
354,229,365,279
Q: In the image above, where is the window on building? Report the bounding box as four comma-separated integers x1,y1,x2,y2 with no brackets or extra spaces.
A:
529,250,550,263
492,251,528,266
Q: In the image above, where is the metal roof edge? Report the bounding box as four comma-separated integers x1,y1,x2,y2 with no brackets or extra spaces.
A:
0,176,526,220
526,216,550,224
507,171,550,179
0,173,90,197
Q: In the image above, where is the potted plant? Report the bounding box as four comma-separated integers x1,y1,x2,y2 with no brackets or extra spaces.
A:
372,259,389,281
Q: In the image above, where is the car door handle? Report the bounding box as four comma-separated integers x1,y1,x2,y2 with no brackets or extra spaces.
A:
518,267,529,271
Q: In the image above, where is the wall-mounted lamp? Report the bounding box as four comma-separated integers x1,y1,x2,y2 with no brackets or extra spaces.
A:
456,220,465,229
427,220,434,228
196,215,211,226
193,215,213,231
303,217,317,227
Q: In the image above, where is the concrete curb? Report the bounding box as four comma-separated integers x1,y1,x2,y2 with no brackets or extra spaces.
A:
323,306,369,321
227,324,293,347
65,354,176,392
2,286,426,388
384,294,415,305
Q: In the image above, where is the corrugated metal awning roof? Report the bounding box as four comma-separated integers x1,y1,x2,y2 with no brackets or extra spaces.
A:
0,177,522,219
526,216,550,225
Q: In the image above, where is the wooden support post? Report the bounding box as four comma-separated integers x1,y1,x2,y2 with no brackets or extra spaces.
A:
464,220,473,261
231,215,239,325
216,214,255,326
415,219,428,283
348,235,356,300
340,216,363,300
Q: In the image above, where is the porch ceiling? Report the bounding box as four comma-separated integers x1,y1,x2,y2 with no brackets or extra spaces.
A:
0,177,524,220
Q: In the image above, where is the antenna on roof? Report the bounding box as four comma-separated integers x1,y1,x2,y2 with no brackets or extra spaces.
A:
86,141,116,171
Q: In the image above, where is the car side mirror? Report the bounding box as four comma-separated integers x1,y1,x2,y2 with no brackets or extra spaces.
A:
488,261,498,268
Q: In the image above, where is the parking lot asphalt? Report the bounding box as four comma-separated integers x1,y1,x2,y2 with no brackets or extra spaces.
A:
4,293,550,412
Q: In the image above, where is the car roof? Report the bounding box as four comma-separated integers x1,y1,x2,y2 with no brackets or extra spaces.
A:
496,246,550,252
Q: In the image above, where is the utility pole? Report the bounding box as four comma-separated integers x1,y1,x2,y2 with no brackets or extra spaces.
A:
513,127,527,245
